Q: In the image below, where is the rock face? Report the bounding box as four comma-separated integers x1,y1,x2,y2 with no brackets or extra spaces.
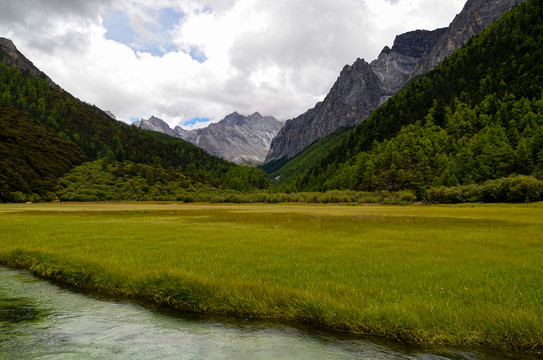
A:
133,116,177,137
265,0,526,163
372,29,447,105
413,0,526,75
178,112,284,165
265,29,445,163
0,37,58,89
104,111,117,120
134,112,283,164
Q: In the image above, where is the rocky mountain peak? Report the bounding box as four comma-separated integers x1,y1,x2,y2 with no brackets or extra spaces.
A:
412,0,526,75
390,29,447,58
265,28,444,163
0,37,16,54
341,58,369,74
0,37,58,89
133,113,283,164
225,111,241,118
104,111,117,120
265,0,525,164
132,116,176,137
380,46,392,55
221,111,245,126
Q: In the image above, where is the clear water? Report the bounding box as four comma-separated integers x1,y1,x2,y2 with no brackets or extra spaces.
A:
0,267,530,360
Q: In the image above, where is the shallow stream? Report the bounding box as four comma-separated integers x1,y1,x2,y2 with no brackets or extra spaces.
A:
0,266,530,359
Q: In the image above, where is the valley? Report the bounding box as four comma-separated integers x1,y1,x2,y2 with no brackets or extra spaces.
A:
1,0,542,357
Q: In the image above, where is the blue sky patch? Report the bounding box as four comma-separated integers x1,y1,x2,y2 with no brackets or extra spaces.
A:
157,8,182,29
129,116,141,123
103,10,137,46
102,7,184,57
182,117,211,126
189,46,207,63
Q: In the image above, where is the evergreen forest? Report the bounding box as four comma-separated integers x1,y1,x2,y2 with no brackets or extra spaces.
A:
2,0,543,203
0,60,269,202
272,0,543,202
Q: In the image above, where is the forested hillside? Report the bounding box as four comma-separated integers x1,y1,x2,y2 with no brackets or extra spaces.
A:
0,53,268,202
0,102,85,201
260,127,352,189
294,0,543,195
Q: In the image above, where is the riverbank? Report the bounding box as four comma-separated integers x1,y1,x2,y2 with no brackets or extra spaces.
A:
1,202,542,354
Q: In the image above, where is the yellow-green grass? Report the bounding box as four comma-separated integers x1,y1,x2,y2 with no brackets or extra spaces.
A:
0,202,542,353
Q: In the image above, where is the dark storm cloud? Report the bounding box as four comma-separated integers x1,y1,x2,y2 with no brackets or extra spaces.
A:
0,0,111,25
0,0,111,53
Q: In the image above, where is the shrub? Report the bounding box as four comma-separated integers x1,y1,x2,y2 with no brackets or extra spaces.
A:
426,175,543,203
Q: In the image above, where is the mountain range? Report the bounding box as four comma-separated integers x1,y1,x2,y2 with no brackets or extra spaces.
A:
265,29,445,163
265,0,527,164
1,0,541,204
133,112,283,164
0,37,269,202
289,0,543,194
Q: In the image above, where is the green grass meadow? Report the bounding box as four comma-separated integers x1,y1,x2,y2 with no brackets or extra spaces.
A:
0,202,542,353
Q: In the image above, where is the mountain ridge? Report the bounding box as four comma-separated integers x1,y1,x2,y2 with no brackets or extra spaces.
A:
0,37,269,200
0,38,58,89
134,112,283,164
265,0,526,164
412,0,526,76
264,28,446,163
293,0,542,193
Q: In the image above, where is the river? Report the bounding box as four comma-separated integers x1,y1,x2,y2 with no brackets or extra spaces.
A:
0,266,530,359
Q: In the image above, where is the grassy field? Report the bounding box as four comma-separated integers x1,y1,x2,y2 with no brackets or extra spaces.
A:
0,202,542,353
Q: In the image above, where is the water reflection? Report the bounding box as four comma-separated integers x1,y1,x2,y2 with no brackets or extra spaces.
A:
0,302,40,323
0,267,531,359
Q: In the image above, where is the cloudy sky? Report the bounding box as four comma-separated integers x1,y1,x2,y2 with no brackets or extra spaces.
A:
0,0,465,129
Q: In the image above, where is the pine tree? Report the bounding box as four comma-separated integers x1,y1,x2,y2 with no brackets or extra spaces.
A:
515,137,534,174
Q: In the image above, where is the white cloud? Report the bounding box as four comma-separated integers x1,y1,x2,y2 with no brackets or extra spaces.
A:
0,0,465,129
